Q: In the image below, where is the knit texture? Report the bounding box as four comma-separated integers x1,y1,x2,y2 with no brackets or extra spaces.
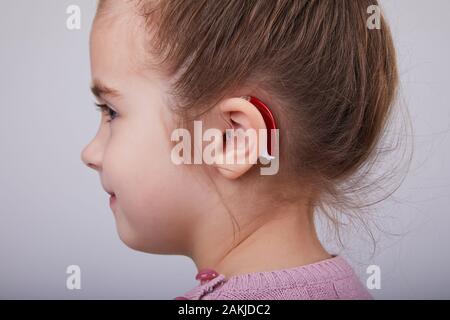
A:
179,255,373,300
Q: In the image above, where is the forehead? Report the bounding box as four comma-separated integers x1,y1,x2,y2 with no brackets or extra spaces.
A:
96,0,138,17
90,1,148,81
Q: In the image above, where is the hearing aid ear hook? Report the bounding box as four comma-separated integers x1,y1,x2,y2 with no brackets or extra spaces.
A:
240,95,278,162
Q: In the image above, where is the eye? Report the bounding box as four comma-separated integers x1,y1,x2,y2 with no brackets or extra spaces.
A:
95,102,118,123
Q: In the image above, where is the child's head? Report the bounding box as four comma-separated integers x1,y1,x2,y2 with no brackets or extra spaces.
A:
82,0,399,255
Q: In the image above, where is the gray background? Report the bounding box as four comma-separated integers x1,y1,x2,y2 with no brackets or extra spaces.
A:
1,0,449,299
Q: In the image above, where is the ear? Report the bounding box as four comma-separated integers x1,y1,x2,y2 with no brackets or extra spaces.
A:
213,97,268,180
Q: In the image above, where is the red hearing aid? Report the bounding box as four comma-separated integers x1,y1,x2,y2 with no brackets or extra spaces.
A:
242,96,278,157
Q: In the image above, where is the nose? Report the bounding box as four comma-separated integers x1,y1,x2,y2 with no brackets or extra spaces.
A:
81,139,103,172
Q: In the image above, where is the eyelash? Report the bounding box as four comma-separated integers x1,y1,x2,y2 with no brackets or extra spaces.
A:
95,103,118,123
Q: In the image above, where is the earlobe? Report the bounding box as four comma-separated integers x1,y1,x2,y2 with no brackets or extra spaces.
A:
225,130,233,142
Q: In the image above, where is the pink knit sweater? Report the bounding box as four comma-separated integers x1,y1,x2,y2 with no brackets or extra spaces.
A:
175,255,372,300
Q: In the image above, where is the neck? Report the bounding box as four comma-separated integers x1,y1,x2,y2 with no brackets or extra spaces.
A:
189,201,331,278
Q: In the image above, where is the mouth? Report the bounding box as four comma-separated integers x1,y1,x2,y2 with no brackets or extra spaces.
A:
105,189,116,207
109,193,117,207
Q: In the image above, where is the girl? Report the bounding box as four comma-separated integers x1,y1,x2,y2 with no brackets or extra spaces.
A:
82,0,399,300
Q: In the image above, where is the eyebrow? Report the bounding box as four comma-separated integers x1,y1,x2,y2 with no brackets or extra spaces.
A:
90,80,121,100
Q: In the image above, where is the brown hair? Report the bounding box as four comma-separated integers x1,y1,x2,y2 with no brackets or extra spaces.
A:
98,0,412,251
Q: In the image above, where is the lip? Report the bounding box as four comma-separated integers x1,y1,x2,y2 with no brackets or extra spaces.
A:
109,194,116,207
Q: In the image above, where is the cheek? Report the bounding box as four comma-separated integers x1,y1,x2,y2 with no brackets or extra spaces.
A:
105,128,174,208
101,121,196,251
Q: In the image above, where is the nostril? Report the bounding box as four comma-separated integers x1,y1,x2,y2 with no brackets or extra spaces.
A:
87,162,97,170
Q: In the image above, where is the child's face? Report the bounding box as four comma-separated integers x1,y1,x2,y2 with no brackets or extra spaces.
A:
81,4,209,254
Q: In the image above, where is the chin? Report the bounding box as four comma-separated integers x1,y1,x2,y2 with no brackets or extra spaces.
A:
115,223,146,251
115,225,167,254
